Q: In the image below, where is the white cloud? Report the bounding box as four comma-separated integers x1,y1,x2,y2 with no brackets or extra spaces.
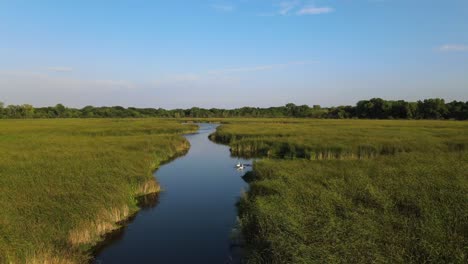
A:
438,44,468,52
212,4,235,12
297,6,334,15
47,66,73,72
278,1,300,15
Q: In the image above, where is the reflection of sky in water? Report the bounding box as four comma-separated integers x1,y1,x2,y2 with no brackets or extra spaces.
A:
95,123,251,264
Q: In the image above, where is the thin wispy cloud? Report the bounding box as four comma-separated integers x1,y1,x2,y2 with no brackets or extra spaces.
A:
438,44,468,52
208,61,316,74
47,67,73,72
152,61,316,87
0,71,135,90
262,1,334,17
278,1,300,15
212,3,235,12
297,6,334,15
152,73,201,87
93,79,136,89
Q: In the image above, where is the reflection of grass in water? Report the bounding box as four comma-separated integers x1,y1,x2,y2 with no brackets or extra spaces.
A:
137,192,161,210
0,119,196,263
92,192,161,259
211,119,468,263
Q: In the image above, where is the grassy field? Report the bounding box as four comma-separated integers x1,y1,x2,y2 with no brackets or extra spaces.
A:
211,119,468,263
0,119,196,263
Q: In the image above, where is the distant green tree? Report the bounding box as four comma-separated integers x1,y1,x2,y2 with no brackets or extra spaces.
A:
390,100,413,119
21,104,35,118
356,100,373,118
0,98,466,120
417,99,448,119
369,98,391,118
285,103,296,117
4,105,33,118
409,102,418,119
81,106,94,118
446,101,468,120
328,106,349,119
294,105,310,117
0,101,4,118
356,98,393,119
54,104,66,117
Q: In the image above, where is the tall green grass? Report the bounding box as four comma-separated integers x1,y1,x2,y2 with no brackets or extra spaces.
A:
239,155,467,263
0,119,196,263
211,119,468,263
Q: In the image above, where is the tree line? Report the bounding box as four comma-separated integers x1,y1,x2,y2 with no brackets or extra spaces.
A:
0,98,467,120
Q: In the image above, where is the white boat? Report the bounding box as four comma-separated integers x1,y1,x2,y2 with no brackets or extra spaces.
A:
236,162,245,170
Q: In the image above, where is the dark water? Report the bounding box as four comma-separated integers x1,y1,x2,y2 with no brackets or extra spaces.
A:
94,123,251,264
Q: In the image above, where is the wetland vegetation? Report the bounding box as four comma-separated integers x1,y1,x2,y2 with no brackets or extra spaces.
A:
0,119,196,263
1,117,466,263
211,119,468,263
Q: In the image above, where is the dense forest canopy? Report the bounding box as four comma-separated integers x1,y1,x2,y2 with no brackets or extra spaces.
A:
0,98,467,120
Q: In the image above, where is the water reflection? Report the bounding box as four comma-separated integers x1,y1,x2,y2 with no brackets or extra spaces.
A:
136,192,160,210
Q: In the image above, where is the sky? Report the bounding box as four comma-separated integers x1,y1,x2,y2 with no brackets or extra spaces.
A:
1,0,467,109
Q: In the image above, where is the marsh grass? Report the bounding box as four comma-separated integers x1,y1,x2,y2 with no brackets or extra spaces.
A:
0,119,196,263
238,155,467,263
211,119,468,263
211,119,467,159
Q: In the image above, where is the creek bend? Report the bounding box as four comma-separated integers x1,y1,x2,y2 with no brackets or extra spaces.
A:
94,123,251,263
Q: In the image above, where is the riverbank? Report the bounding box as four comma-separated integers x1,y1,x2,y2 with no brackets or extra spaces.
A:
0,119,196,263
211,119,468,263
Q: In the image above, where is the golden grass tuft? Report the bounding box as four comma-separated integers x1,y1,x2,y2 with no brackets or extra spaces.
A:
25,248,80,264
26,256,76,264
68,205,131,246
136,178,161,196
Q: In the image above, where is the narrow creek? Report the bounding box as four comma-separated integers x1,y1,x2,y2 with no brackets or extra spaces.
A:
94,123,251,263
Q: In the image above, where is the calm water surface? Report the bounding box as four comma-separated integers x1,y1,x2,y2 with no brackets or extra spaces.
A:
94,123,251,264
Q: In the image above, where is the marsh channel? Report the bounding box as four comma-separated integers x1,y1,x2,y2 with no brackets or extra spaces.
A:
94,123,252,263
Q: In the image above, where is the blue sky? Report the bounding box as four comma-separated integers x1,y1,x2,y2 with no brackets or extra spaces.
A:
1,0,467,108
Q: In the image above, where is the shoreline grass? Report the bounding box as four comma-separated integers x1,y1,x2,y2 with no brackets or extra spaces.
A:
0,119,196,263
